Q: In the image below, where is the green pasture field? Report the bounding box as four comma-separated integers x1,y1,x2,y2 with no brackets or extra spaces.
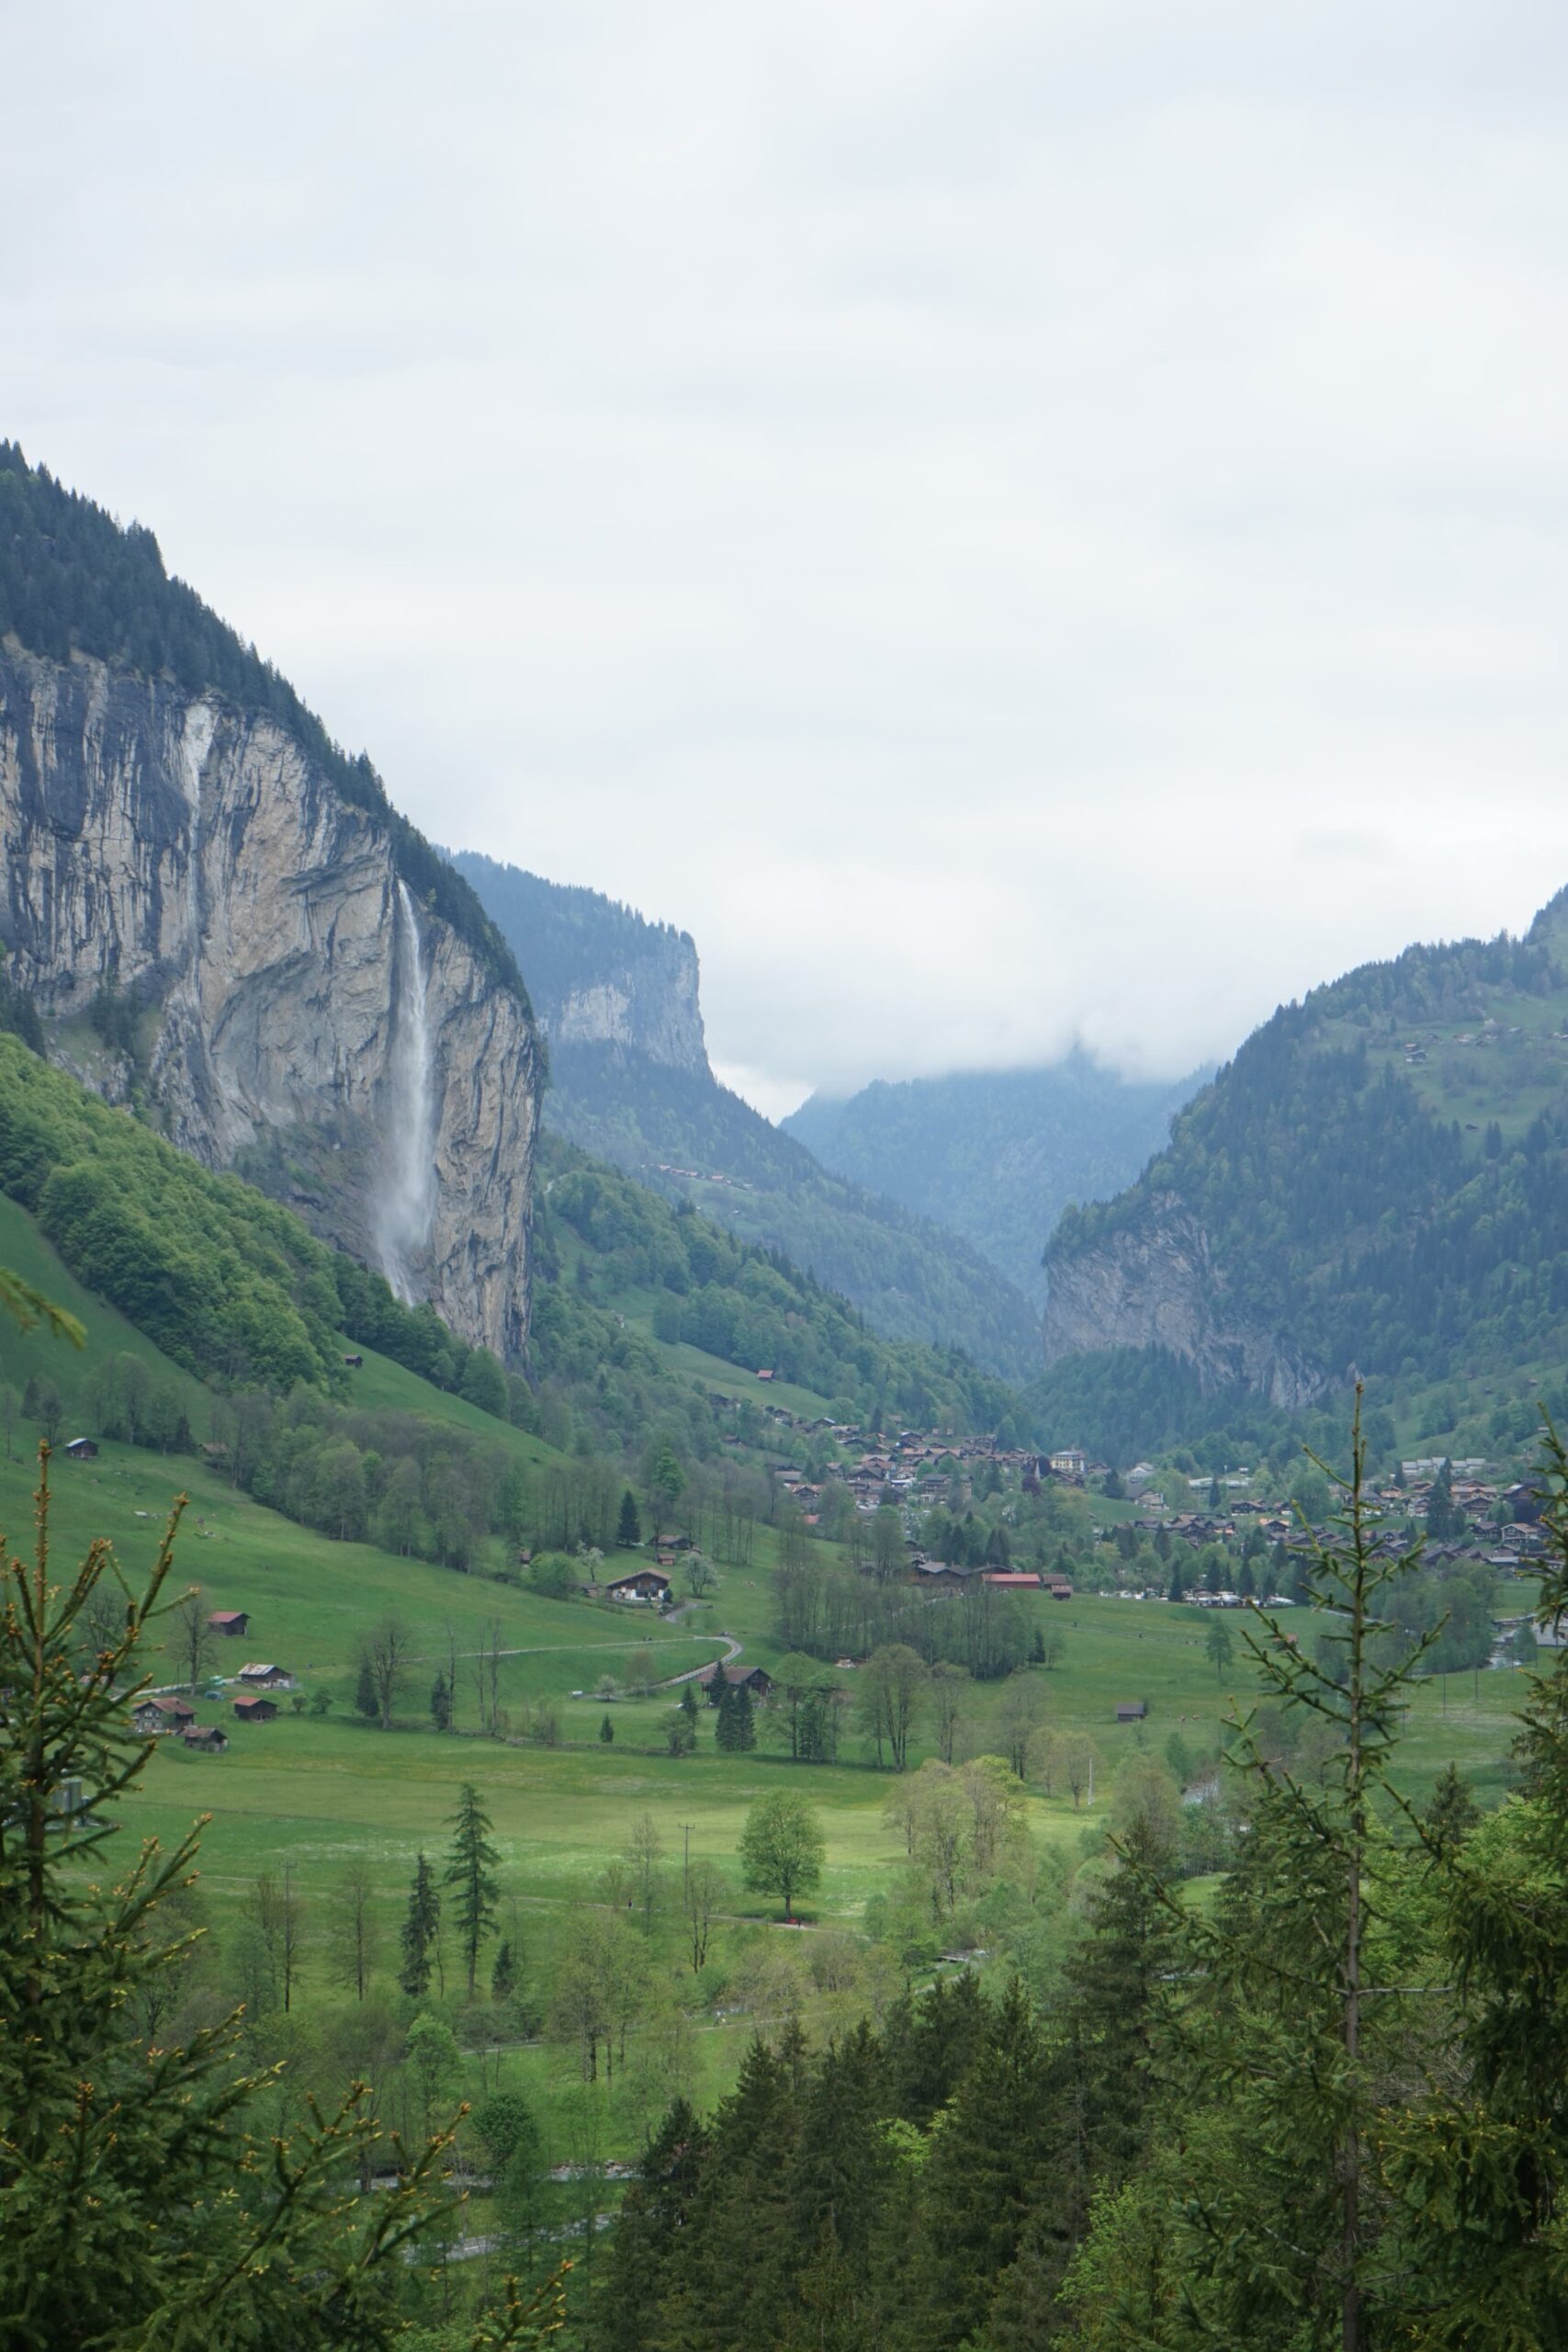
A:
2,1187,1544,2181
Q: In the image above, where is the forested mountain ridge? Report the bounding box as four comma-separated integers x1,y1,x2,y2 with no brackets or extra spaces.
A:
1043,889,1568,1430
784,1052,1204,1303
448,852,706,1072
453,851,1045,1381
0,444,542,1358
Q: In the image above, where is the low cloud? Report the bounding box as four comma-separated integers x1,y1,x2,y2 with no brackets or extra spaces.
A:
6,3,1568,1097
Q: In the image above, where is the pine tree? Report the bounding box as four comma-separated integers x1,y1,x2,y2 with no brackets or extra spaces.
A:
0,1450,492,2348
782,2021,892,2294
680,1679,699,1729
355,1650,378,1720
491,1938,517,2007
599,1711,615,1745
429,1669,451,1731
1060,1815,1178,2190
654,2039,800,2351
882,1972,989,2127
399,1851,441,1999
1118,1394,1446,2348
1423,1758,1481,1858
907,1976,1058,2350
730,1681,757,1751
1391,1420,1568,2344
617,1488,641,1547
591,2098,705,2352
446,1780,501,1996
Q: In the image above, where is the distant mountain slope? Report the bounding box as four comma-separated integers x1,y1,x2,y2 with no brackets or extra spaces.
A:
784,1054,1203,1303
1041,889,1568,1420
450,852,1043,1381
446,854,706,1072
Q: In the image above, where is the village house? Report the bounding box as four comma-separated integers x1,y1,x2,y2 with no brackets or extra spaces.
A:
698,1661,775,1700
237,1662,295,1690
604,1567,672,1605
182,1724,230,1754
232,1695,277,1724
911,1561,976,1591
208,1610,250,1638
1115,1701,1149,1723
982,1570,1044,1590
62,1436,99,1462
131,1694,195,1736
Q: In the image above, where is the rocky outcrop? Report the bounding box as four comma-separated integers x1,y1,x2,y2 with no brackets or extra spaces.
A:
446,851,710,1075
1043,1194,1329,1409
548,952,706,1071
0,644,540,1361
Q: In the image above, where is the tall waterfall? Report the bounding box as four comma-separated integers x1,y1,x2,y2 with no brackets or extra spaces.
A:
377,879,435,1301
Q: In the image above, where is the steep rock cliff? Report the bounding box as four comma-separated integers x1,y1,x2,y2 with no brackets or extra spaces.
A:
447,853,708,1073
1042,1193,1329,1409
0,643,540,1361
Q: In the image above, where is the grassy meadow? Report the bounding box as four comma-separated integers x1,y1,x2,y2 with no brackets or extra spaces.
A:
1,1185,1542,2180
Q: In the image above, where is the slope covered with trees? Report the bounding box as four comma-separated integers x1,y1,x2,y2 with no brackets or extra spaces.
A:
1043,891,1568,1451
786,1052,1203,1303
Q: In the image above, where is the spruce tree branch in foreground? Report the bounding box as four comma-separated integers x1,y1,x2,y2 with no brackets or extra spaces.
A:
0,1263,85,1347
0,1444,558,2350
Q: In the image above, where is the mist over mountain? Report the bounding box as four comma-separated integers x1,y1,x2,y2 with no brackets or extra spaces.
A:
785,1054,1205,1306
451,850,1048,1381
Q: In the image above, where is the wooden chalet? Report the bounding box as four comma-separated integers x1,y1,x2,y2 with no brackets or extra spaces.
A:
131,1694,195,1736
604,1567,672,1604
697,1660,774,1700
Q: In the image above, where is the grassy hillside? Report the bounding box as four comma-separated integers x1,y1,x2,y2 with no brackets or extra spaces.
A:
536,1132,1020,1437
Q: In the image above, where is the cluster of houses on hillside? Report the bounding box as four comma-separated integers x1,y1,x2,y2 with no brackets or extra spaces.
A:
908,1560,1074,1598
751,1424,1068,1526
130,1618,298,1749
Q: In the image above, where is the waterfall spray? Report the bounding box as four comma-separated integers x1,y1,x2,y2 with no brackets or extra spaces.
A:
377,879,435,1301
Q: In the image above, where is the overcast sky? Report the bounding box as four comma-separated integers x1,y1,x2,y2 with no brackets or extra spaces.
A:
6,3,1568,1117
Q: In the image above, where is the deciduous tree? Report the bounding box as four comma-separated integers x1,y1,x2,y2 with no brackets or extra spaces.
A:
739,1792,826,1922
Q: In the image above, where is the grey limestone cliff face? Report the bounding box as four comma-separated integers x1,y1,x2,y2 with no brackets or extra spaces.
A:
0,645,540,1362
446,849,710,1077
547,944,706,1071
1043,1195,1328,1410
